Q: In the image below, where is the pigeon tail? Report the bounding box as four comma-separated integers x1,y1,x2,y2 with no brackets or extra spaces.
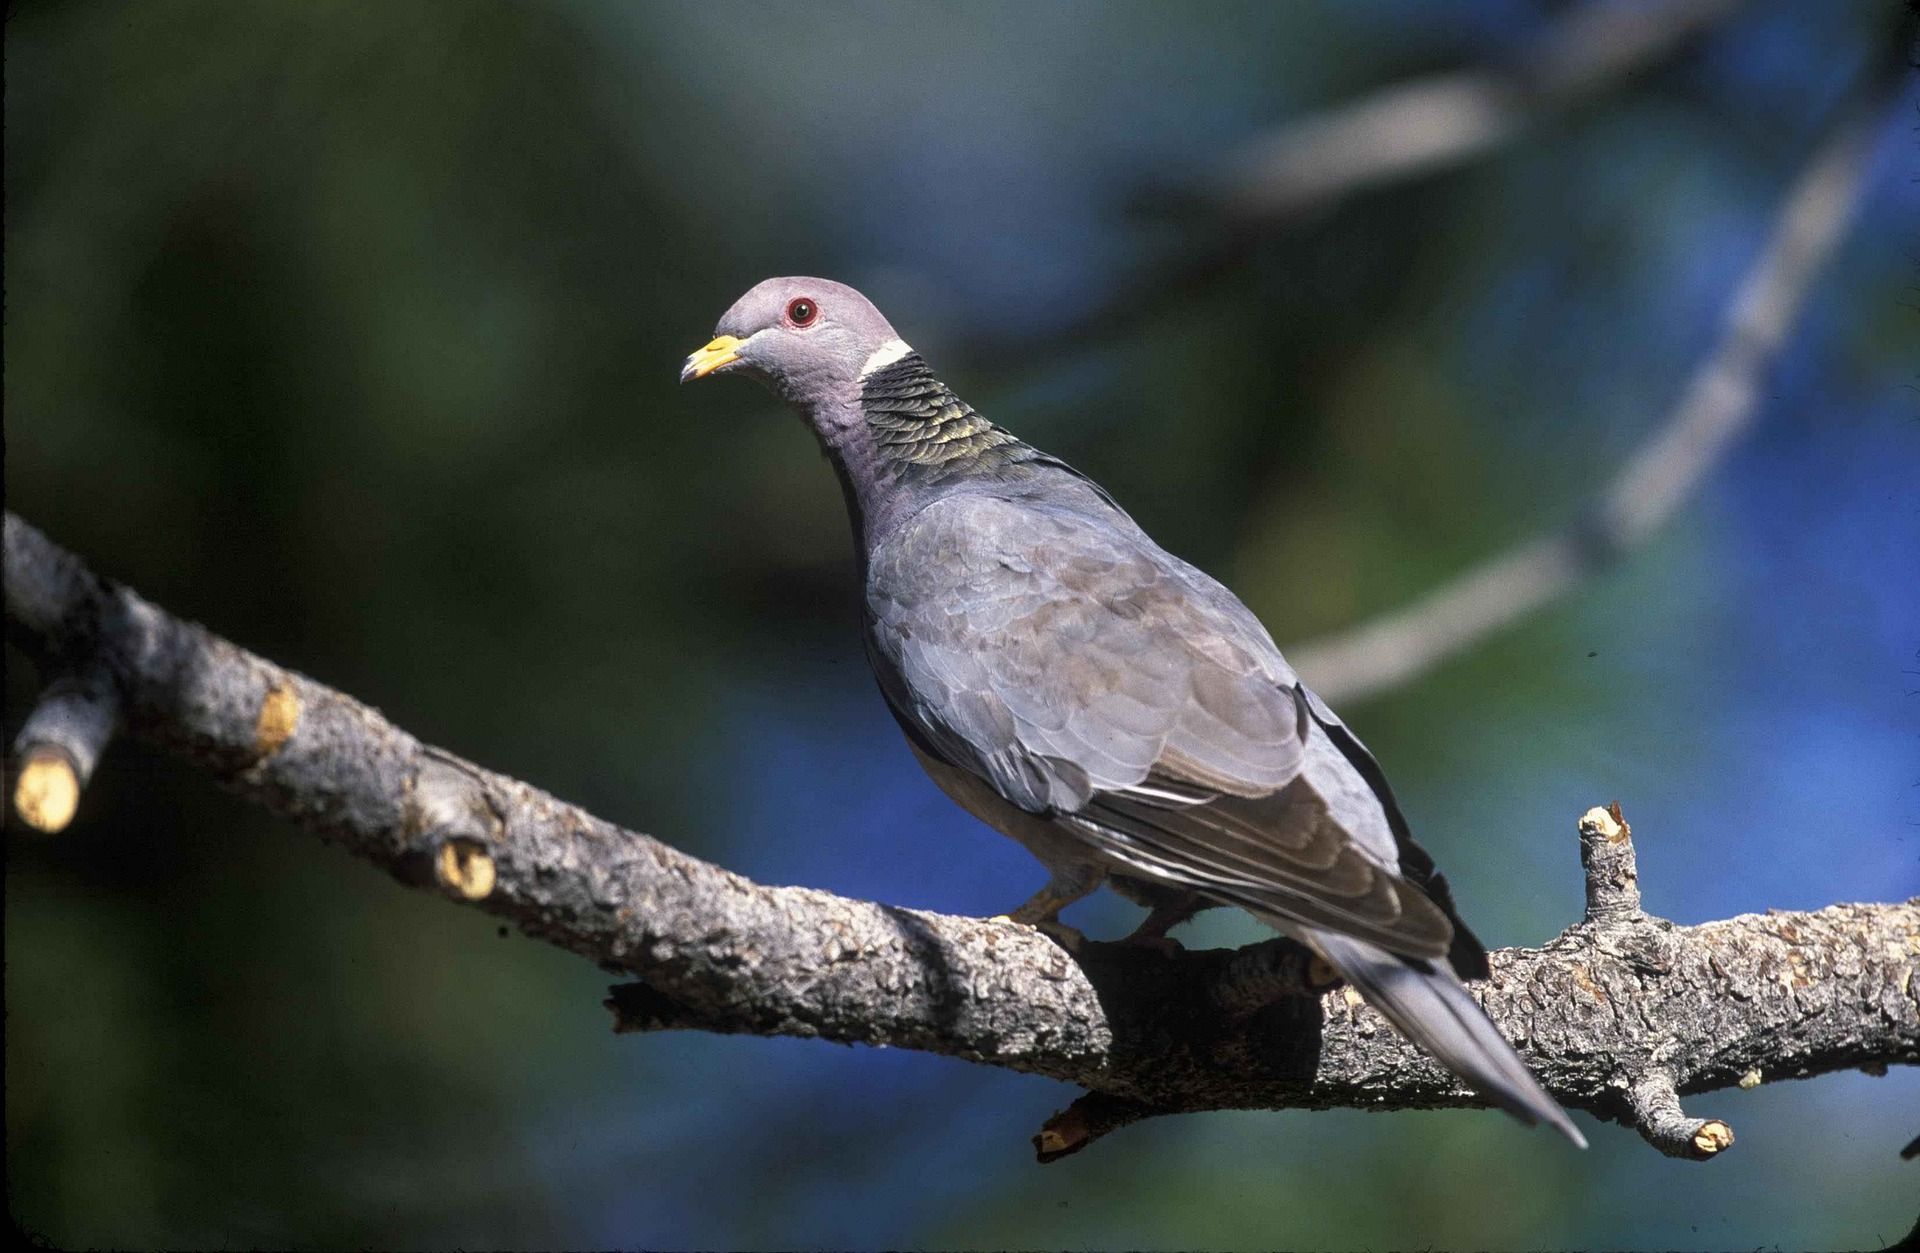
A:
1301,927,1587,1148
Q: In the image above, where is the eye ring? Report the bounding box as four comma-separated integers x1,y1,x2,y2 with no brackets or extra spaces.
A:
785,297,819,328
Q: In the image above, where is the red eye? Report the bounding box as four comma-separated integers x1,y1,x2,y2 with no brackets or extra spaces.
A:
786,297,818,327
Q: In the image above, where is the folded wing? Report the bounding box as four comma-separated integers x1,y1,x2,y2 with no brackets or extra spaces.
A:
868,491,1454,961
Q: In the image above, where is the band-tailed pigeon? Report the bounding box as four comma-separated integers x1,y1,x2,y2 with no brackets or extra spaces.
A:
682,276,1585,1145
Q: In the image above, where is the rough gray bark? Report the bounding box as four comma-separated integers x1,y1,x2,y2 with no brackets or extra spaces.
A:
7,511,1916,1163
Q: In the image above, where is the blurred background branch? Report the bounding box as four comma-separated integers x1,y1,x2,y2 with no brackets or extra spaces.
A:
1288,45,1901,704
8,513,1916,1170
966,0,1752,361
1194,0,1750,226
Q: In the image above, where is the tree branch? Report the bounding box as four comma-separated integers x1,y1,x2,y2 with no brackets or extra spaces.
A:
7,512,1916,1163
1286,43,1900,705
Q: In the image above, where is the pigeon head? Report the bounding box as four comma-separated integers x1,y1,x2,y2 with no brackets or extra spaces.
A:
680,277,909,406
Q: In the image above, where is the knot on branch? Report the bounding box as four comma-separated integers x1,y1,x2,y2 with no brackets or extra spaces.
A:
409,751,504,901
251,681,302,760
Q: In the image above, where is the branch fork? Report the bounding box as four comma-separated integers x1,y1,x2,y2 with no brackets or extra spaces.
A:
1573,803,1757,1160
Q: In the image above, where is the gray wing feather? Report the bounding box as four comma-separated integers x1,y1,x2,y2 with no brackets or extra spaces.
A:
868,491,1452,958
1069,729,1453,956
869,494,1298,799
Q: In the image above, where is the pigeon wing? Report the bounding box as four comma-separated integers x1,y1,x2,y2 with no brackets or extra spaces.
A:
867,490,1454,959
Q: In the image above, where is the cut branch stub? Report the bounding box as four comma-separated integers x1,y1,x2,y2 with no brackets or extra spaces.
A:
1034,1092,1163,1164
1626,1068,1734,1161
436,840,498,901
9,665,121,833
1579,801,1644,924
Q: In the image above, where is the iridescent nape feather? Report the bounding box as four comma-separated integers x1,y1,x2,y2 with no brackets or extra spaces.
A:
859,353,1036,480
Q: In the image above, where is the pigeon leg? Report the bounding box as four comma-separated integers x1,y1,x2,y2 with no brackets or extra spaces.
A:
1120,892,1205,954
1005,863,1103,925
994,863,1103,951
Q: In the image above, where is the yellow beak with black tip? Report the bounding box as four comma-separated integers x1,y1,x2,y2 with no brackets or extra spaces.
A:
680,335,744,383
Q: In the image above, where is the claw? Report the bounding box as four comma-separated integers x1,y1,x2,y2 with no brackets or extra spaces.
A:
1032,919,1087,954
986,911,1084,953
